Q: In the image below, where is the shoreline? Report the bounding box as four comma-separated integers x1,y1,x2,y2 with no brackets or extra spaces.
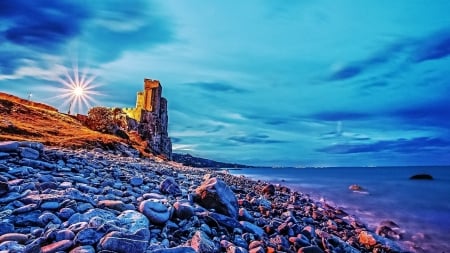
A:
0,141,407,252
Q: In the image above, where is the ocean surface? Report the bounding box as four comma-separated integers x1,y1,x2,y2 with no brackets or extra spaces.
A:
229,166,450,252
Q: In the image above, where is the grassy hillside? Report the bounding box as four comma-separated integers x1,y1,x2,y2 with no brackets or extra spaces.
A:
0,92,149,153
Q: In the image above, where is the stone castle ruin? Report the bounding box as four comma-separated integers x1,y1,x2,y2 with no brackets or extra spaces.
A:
124,79,172,159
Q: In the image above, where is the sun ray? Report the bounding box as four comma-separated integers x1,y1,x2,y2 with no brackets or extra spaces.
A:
52,63,103,114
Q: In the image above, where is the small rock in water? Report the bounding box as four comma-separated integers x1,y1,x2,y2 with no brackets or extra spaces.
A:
409,174,433,180
348,184,364,191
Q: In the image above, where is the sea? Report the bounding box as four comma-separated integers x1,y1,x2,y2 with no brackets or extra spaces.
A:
229,166,450,252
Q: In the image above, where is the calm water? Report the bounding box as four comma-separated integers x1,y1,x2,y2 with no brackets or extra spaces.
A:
230,166,450,252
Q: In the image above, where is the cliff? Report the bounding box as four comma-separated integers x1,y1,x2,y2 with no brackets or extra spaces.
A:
124,79,172,159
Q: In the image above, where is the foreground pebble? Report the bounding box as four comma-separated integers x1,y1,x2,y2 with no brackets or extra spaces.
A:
0,141,408,253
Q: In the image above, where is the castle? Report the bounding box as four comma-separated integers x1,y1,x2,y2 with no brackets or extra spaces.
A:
123,78,162,122
123,79,172,159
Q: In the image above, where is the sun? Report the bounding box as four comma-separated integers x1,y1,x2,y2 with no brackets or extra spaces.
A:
73,86,84,97
49,63,103,115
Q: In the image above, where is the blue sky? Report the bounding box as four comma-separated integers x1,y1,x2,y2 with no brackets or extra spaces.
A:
1,1,450,166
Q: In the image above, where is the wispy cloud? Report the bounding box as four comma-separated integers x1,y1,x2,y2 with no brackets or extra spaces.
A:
318,137,450,154
327,29,450,81
228,134,287,144
182,81,247,93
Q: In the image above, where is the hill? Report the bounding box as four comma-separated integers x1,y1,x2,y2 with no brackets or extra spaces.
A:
172,153,253,168
0,92,149,154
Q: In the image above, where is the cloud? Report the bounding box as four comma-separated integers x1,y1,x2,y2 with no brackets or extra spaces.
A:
0,0,173,74
182,82,247,93
392,99,450,128
318,137,450,154
311,111,370,121
0,1,89,51
327,41,409,81
228,134,287,144
327,29,450,81
412,30,450,63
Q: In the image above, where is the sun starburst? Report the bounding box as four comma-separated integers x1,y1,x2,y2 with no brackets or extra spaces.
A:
48,63,103,115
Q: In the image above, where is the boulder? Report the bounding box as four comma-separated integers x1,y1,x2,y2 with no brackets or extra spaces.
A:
409,174,433,180
195,177,238,219
138,200,170,225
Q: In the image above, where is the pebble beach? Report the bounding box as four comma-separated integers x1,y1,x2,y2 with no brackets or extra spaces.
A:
0,141,407,253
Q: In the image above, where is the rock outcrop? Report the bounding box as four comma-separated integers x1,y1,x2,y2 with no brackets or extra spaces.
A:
124,79,172,159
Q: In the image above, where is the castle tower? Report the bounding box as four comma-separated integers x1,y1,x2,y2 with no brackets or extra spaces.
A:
143,78,162,112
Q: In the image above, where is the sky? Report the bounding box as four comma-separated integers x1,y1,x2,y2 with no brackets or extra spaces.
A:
1,1,450,166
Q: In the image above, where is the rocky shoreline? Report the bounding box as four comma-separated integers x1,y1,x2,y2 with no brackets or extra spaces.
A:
0,141,406,253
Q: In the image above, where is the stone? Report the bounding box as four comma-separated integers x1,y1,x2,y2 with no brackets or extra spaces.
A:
160,177,182,196
238,208,255,222
173,201,195,220
190,230,216,253
19,147,40,159
41,201,61,210
66,208,116,226
130,176,144,186
240,221,265,238
0,141,19,152
0,181,9,197
98,200,132,212
348,184,364,191
58,208,76,220
14,210,43,226
195,177,238,219
69,245,96,253
74,228,105,246
206,212,243,232
151,246,196,253
409,174,433,180
0,222,14,236
97,228,150,253
138,200,170,225
0,241,25,252
39,212,62,225
8,166,30,177
262,184,276,196
0,233,28,244
297,246,325,253
117,210,150,233
358,231,377,247
41,240,73,253
55,229,75,241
